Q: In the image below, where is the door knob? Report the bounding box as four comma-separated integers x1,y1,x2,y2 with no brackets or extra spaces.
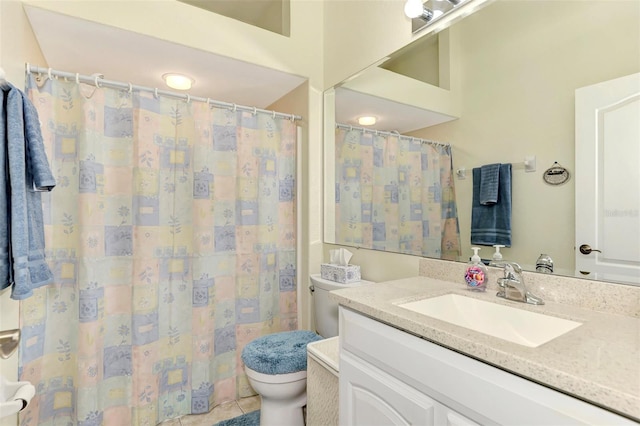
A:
579,244,601,255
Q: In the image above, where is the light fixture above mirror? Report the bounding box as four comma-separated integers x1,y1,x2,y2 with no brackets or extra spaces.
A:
405,0,465,33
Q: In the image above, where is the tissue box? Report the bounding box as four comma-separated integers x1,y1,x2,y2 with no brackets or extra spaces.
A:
320,263,361,284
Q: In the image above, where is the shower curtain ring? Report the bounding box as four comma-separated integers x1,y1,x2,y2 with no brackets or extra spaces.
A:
206,98,212,108
154,88,159,99
75,73,80,84
272,110,276,119
232,103,237,112
128,82,133,94
186,94,191,103
252,107,257,115
26,63,30,74
94,75,102,88
47,68,53,80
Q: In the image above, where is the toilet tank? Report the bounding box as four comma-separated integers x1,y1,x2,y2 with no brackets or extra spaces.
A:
309,274,374,338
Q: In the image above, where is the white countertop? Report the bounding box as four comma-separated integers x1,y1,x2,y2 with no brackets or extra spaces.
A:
330,276,640,421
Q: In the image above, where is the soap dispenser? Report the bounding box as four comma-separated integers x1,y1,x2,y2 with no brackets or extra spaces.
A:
465,247,488,292
492,245,505,262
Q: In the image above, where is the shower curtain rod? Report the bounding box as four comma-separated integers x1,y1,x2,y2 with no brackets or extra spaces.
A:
26,64,302,122
336,123,451,148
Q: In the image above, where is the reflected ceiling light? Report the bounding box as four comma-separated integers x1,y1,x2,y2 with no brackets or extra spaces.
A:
358,116,377,126
163,73,194,90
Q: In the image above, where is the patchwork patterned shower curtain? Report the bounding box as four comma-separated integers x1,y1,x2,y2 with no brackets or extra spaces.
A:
334,127,461,260
19,74,298,425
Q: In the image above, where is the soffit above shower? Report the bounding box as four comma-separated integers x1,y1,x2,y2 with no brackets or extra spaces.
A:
23,5,305,109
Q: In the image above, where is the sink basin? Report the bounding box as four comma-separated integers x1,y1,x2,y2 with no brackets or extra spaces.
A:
397,294,582,347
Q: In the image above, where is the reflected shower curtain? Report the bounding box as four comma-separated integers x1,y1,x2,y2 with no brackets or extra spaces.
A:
334,127,461,260
19,74,297,425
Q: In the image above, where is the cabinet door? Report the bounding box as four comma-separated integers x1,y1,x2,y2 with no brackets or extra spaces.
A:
439,406,482,426
340,352,437,426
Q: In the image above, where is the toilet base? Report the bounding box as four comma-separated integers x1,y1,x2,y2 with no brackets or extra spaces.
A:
258,392,307,426
244,367,308,426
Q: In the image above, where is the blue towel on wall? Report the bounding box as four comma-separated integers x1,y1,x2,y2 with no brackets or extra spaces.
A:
471,163,512,246
0,83,56,300
479,163,500,205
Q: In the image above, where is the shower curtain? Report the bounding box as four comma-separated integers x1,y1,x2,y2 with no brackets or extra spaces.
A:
334,127,461,260
19,74,298,425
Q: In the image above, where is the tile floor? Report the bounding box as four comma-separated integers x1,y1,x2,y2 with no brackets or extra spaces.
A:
162,395,261,426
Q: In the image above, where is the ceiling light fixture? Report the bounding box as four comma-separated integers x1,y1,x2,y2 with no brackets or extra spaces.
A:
163,73,194,91
358,116,377,126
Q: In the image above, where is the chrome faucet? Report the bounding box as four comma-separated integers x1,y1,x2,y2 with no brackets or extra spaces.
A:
491,261,544,305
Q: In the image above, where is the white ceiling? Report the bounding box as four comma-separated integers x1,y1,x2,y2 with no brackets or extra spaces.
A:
24,5,305,109
335,87,456,133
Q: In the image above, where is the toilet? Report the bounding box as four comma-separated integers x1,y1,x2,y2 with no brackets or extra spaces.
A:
241,274,373,426
309,273,375,337
242,330,322,426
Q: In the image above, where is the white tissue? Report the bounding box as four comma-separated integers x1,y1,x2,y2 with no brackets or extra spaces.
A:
329,248,353,266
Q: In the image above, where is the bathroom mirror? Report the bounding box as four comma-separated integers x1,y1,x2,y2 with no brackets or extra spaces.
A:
324,0,640,285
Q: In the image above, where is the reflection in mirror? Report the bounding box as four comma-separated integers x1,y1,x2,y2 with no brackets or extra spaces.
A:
333,125,461,260
325,0,640,285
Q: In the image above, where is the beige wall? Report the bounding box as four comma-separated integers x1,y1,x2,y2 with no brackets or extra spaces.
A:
322,0,491,89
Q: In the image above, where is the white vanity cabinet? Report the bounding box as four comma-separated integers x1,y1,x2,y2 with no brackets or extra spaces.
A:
338,307,636,426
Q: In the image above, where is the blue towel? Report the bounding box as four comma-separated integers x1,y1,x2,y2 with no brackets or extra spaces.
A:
471,163,512,247
1,83,56,300
479,163,500,205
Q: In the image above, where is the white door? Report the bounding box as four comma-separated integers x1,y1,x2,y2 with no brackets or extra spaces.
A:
575,73,640,285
